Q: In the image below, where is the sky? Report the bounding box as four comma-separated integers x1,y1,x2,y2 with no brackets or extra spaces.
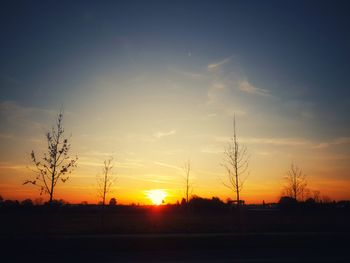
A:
1,0,350,204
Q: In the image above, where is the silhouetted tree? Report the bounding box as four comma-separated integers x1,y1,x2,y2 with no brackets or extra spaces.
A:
21,199,33,206
97,158,115,205
305,197,316,204
183,159,192,204
3,199,19,207
283,163,307,201
180,198,186,206
109,197,117,206
279,196,297,209
221,115,249,207
24,111,78,204
46,199,66,207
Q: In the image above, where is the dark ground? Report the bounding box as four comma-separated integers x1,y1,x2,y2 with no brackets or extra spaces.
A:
1,205,350,262
2,232,349,262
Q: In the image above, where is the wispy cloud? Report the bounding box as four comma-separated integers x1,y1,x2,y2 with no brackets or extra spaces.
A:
153,161,182,171
0,101,58,132
122,158,146,168
126,133,155,143
205,58,272,115
201,145,223,154
309,154,350,161
78,159,103,168
207,56,232,71
224,109,247,117
0,132,42,144
79,156,146,169
214,135,350,149
168,67,204,79
0,101,56,118
283,100,315,120
0,133,16,140
315,137,350,149
214,135,313,147
241,137,311,146
0,161,27,170
126,130,177,142
206,80,247,115
83,150,114,157
239,79,270,96
206,81,228,105
153,130,176,138
120,173,182,185
201,113,217,120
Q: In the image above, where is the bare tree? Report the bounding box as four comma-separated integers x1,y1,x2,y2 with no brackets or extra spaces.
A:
283,163,307,201
24,111,77,204
221,115,249,207
97,158,115,205
183,159,192,204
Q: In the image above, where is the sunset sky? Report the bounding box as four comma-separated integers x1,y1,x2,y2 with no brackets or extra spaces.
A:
1,1,350,204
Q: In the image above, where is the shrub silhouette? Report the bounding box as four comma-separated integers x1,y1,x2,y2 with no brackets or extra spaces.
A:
109,197,117,206
188,196,226,212
279,196,297,209
21,199,33,206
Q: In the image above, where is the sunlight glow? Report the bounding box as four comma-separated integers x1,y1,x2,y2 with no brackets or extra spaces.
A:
145,189,167,205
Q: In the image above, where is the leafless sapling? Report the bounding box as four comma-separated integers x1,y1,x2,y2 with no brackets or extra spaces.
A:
24,111,78,204
97,158,115,205
183,159,192,204
283,163,307,201
221,115,249,207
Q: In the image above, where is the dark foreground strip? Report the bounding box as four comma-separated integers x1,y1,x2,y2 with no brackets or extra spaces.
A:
1,232,349,262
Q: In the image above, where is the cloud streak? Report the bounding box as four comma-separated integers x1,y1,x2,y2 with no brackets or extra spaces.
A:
207,56,232,71
214,135,350,149
168,67,204,79
239,79,271,96
315,137,350,149
153,130,176,138
153,161,182,171
0,101,58,133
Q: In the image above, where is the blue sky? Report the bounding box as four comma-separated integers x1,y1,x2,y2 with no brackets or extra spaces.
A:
1,1,350,134
1,0,350,203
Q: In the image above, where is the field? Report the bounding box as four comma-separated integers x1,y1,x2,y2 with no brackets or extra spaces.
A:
1,204,350,262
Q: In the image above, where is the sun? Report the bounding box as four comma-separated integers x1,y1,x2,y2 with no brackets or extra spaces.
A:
145,189,167,205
